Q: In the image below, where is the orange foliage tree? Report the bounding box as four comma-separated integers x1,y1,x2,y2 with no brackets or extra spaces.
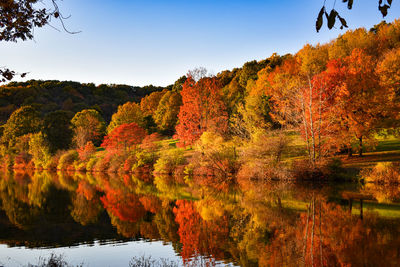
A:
175,76,228,146
265,46,332,162
140,90,166,117
327,49,388,155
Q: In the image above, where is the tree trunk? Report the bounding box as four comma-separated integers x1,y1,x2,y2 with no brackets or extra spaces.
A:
359,136,363,157
347,146,353,158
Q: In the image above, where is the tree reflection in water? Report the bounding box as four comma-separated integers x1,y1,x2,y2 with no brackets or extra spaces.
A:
0,170,400,266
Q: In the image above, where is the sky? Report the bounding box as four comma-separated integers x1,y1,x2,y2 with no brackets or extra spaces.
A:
1,0,400,87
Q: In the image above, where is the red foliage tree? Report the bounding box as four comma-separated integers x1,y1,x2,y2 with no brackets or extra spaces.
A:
101,123,147,152
175,76,228,146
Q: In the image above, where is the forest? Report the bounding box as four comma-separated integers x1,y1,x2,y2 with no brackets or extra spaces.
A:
1,20,400,185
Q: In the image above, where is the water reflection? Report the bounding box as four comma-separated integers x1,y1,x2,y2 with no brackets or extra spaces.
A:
0,170,400,266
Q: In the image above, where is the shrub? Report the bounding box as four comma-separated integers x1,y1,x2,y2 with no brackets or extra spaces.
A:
237,160,289,182
291,159,325,181
74,161,87,172
321,157,347,180
361,162,400,185
44,150,64,170
58,150,79,170
13,152,31,169
154,148,186,174
124,155,137,173
132,150,158,173
191,131,238,177
108,153,126,173
237,130,291,181
129,255,179,267
77,141,97,161
29,132,52,169
86,157,99,172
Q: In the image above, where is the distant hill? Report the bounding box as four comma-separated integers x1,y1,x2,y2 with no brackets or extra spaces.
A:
0,80,166,123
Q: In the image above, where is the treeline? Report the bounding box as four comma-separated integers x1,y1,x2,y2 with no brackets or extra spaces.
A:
0,80,165,123
1,20,400,180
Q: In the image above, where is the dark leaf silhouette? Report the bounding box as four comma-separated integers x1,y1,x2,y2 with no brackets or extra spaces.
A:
316,7,325,32
379,4,390,17
327,9,338,29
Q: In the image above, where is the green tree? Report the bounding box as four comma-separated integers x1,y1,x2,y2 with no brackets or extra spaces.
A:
43,110,74,154
1,105,42,147
154,91,182,135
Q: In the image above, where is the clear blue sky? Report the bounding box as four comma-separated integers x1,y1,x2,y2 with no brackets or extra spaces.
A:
1,0,400,86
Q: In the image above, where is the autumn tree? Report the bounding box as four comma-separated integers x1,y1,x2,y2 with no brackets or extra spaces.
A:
377,46,400,125
140,90,166,117
328,28,375,60
101,122,147,152
153,91,182,135
1,105,42,147
176,76,228,145
71,109,106,148
107,102,145,133
329,48,388,156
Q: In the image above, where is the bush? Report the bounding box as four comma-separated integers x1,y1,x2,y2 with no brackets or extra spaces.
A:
124,155,136,173
108,153,125,173
129,255,179,267
237,130,290,181
361,162,400,185
291,158,346,181
237,160,289,182
58,150,79,170
322,157,347,180
93,155,109,172
191,131,238,177
154,148,186,174
86,157,99,172
74,161,87,172
29,253,84,267
132,150,158,173
44,150,64,170
291,159,325,181
29,132,51,169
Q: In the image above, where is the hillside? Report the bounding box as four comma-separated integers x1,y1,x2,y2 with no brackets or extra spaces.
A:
0,80,165,123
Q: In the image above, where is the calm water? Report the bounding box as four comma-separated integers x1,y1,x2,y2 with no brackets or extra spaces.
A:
0,170,399,266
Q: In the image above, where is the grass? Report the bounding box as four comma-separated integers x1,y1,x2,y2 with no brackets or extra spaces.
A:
282,199,308,212
340,137,400,176
351,200,400,218
374,138,400,152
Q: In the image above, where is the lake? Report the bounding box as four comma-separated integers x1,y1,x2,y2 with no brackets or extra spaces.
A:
0,170,399,266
